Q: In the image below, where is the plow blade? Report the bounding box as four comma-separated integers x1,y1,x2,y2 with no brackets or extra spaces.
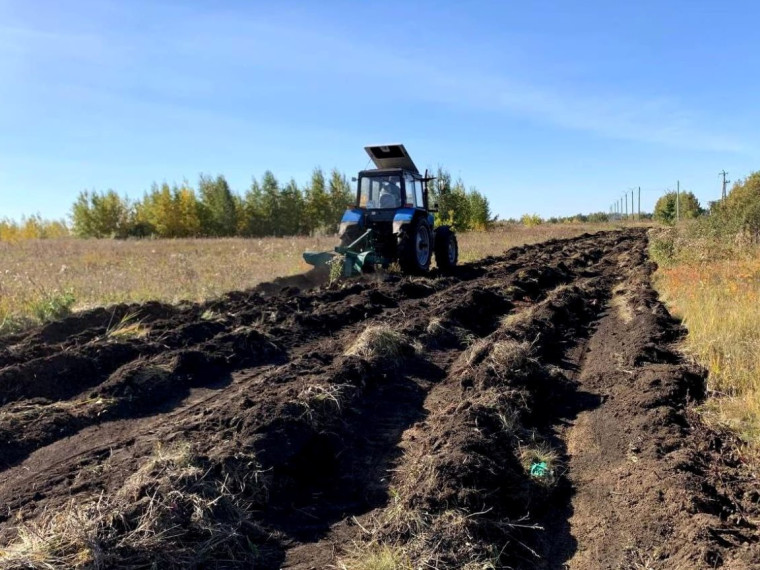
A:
302,249,371,278
302,251,337,267
302,229,379,278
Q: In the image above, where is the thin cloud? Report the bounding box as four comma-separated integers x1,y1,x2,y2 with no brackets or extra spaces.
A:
165,14,745,154
0,7,748,155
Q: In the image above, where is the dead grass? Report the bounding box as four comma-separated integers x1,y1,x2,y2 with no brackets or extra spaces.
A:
346,325,409,361
0,225,618,335
519,441,560,487
337,543,413,570
455,326,534,377
0,441,266,569
106,312,150,339
654,256,760,445
451,339,491,375
296,383,350,425
487,340,534,379
425,317,476,348
0,397,116,427
610,284,634,323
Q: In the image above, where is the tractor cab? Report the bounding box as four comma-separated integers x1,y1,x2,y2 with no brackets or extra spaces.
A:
355,145,429,212
304,144,458,277
342,144,433,232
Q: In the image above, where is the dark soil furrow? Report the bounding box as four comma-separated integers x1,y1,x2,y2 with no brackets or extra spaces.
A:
1,229,757,570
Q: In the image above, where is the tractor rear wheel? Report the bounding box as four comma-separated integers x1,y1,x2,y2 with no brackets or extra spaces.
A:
398,218,432,273
434,225,458,271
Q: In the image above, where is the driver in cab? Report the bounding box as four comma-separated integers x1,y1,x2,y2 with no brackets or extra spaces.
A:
379,182,401,208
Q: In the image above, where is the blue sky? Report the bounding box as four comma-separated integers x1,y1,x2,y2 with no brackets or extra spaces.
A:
1,0,757,221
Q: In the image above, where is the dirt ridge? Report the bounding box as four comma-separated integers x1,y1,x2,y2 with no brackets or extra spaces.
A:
0,229,757,569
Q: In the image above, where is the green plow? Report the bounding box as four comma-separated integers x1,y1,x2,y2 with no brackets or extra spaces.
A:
303,229,384,278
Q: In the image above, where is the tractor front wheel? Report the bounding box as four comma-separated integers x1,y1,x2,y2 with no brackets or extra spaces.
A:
398,219,432,273
434,225,458,271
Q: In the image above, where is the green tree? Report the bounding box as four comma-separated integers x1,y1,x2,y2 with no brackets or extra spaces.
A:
260,171,281,236
239,179,265,237
198,174,237,236
174,184,201,237
71,190,132,238
440,178,472,232
280,179,305,236
328,169,353,225
134,182,202,238
653,191,702,225
468,189,496,230
721,171,760,239
303,168,332,234
431,167,453,227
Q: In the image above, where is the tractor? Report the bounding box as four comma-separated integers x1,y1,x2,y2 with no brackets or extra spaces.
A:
303,144,458,277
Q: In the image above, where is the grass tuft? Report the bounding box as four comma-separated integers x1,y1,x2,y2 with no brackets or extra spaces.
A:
106,311,150,339
519,441,560,487
346,325,409,361
337,543,413,570
487,340,534,379
26,288,76,323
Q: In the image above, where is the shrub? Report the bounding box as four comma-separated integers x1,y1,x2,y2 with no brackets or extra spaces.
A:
520,214,543,227
653,191,702,225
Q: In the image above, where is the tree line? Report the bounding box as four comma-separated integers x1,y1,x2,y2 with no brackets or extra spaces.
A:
71,168,354,239
649,171,760,264
66,166,495,239
0,216,69,242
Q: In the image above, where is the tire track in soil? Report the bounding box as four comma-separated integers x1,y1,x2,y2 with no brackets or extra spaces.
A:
0,229,757,569
530,236,759,570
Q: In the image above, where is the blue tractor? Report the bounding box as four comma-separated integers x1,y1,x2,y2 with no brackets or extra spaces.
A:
304,144,459,277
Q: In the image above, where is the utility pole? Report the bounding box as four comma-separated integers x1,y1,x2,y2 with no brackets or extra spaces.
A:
631,189,634,220
638,186,641,220
676,180,680,223
719,170,730,202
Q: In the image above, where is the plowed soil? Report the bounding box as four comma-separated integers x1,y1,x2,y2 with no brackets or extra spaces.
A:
0,229,758,569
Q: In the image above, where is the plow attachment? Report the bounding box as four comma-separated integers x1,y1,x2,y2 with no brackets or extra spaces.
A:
303,229,383,278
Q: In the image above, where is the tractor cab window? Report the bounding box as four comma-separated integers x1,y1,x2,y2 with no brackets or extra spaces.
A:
404,174,425,208
359,175,402,209
405,175,417,207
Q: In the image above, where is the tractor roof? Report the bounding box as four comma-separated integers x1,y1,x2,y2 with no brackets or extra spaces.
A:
358,168,423,179
364,144,419,174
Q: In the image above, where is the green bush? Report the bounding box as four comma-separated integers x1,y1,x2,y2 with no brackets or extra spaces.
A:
520,213,543,227
648,229,676,265
27,289,76,323
653,191,702,225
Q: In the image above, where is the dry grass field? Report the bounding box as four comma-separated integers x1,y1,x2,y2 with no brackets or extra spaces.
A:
0,223,616,334
655,254,760,445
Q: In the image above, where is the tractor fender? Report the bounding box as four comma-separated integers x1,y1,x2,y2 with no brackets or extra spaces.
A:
339,208,364,237
392,208,419,234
